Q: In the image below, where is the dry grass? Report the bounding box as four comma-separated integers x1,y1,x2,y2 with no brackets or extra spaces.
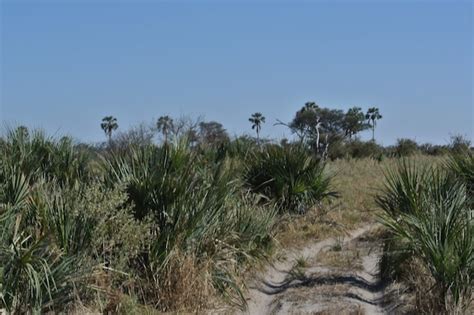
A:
311,306,365,315
240,155,455,315
103,253,218,314
276,157,395,248
384,255,474,314
271,281,366,315
256,155,457,315
313,247,363,271
153,253,216,312
310,225,385,272
277,156,444,248
275,208,336,248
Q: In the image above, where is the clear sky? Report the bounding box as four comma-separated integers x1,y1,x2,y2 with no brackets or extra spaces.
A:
1,0,472,145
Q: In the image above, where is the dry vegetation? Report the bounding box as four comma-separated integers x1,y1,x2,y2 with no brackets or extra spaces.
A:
0,125,471,314
275,157,393,248
0,128,333,314
247,154,472,314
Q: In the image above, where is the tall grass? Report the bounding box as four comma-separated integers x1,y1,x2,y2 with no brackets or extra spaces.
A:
377,159,473,313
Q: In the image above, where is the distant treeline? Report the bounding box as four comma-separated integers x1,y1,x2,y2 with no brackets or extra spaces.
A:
7,102,470,161
94,102,471,160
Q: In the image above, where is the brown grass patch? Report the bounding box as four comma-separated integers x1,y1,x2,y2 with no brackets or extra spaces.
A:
313,247,363,271
154,253,216,312
276,158,394,248
276,156,442,249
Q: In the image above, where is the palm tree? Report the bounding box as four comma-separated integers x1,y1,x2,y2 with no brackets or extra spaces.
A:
249,112,266,143
156,115,174,144
365,107,382,141
101,116,118,144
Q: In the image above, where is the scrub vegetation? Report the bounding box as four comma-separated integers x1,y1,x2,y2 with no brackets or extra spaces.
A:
0,104,472,314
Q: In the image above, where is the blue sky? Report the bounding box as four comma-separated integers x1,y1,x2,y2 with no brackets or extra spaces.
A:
1,0,472,145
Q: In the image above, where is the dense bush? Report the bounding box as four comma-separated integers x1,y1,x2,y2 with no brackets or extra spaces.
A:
345,139,384,159
418,142,450,156
447,151,474,206
0,128,281,313
0,127,92,186
103,140,277,309
449,134,472,155
392,138,419,157
2,123,470,313
245,144,337,213
0,129,148,313
377,159,473,313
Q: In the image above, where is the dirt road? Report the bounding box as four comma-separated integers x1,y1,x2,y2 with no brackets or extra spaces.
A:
240,225,387,315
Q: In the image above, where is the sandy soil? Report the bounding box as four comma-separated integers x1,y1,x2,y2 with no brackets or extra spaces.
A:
239,225,388,315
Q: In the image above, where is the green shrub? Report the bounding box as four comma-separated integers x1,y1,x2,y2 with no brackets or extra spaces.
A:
377,161,473,312
449,134,471,155
393,138,419,157
447,151,474,205
245,145,337,213
0,173,88,313
0,127,92,186
346,139,384,159
0,128,148,313
418,143,450,156
102,139,276,310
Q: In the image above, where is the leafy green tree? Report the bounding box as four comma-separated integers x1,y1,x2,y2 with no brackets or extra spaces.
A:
394,138,419,157
365,107,382,141
198,121,229,146
343,107,369,139
288,102,318,142
100,116,118,144
288,102,345,153
249,112,266,143
449,134,471,154
157,115,174,144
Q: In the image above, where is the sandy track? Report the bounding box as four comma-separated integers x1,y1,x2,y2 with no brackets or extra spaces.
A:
239,224,386,315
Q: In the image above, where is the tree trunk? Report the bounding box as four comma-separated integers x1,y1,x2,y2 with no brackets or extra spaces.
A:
323,134,329,160
315,120,321,153
256,128,260,145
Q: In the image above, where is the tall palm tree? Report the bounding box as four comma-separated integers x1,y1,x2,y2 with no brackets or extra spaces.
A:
156,115,174,144
101,116,118,144
249,112,266,143
365,107,382,141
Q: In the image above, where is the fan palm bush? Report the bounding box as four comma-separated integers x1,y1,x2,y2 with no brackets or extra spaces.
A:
447,151,474,206
377,160,473,313
0,127,92,186
102,139,276,310
0,172,87,313
0,127,147,313
0,175,147,313
245,144,337,213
